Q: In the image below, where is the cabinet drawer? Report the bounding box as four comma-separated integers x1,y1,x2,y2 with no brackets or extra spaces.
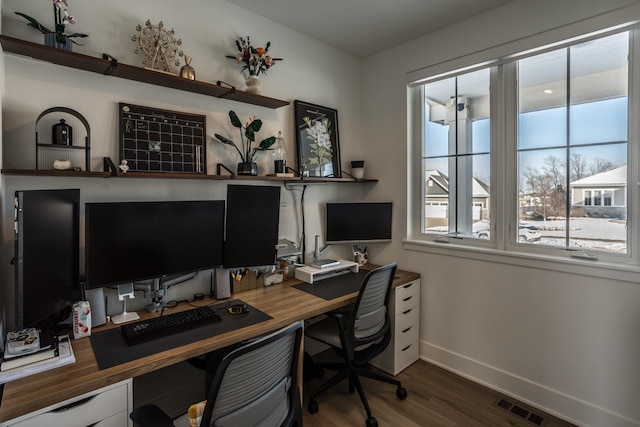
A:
394,341,420,373
395,305,419,333
394,322,419,350
94,412,128,427
395,282,420,312
8,383,129,427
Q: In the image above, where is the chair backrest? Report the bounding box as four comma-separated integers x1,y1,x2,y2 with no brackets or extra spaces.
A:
346,263,397,364
199,321,303,427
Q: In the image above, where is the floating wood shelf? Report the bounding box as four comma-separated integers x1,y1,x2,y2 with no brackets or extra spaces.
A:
0,35,290,109
1,167,378,184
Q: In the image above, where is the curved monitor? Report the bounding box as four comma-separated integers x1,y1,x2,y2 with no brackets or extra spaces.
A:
325,202,392,244
85,200,225,290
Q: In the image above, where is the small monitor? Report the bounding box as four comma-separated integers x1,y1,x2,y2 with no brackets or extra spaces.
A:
325,202,392,244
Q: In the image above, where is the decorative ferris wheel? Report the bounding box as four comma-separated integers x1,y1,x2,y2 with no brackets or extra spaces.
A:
132,20,184,74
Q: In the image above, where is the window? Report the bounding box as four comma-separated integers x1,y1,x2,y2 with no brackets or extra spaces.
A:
517,33,628,254
422,69,491,239
410,27,636,263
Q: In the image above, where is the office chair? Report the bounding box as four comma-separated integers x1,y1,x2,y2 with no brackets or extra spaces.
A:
130,321,303,427
305,262,407,427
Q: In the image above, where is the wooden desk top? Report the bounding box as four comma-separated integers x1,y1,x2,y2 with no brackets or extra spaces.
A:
0,267,419,422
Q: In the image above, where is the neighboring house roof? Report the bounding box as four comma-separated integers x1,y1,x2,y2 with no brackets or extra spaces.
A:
570,165,627,187
426,170,490,198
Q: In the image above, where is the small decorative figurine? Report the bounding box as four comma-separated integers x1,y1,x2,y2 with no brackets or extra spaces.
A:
119,160,129,173
132,20,184,74
180,55,196,80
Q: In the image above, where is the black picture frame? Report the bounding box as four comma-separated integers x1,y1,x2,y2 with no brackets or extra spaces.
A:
294,100,341,178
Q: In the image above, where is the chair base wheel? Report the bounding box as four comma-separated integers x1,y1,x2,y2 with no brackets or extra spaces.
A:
366,416,378,427
397,387,408,400
308,400,319,414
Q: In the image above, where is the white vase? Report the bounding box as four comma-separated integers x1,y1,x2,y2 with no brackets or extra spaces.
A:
245,75,262,95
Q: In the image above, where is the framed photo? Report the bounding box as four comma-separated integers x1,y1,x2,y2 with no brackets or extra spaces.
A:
294,100,341,178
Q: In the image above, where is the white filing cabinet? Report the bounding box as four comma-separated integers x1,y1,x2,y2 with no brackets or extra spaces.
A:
0,379,132,427
371,279,420,375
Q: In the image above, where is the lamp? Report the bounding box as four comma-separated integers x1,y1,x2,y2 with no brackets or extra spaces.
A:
273,131,287,173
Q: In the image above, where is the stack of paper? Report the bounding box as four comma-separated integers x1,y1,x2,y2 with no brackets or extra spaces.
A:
0,335,75,384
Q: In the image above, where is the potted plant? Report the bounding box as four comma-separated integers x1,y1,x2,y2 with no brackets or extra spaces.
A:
226,36,282,94
214,111,276,176
16,0,88,51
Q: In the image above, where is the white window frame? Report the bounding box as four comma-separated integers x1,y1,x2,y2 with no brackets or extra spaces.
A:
406,19,640,277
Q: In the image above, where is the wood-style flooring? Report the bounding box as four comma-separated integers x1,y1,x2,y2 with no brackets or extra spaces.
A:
302,358,577,427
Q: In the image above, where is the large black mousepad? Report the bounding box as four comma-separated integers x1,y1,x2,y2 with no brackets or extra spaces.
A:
292,271,368,300
90,300,271,370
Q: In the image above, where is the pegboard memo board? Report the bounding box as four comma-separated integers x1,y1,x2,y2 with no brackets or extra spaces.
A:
119,103,206,174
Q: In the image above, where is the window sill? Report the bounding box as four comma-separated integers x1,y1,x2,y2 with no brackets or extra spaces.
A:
403,238,640,284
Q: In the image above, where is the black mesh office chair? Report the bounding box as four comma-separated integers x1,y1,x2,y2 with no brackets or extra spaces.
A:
305,263,407,427
130,321,303,427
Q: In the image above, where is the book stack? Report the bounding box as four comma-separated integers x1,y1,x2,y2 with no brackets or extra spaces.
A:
0,329,75,384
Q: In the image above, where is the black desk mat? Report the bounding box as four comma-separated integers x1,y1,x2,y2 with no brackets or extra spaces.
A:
89,300,271,370
293,271,368,300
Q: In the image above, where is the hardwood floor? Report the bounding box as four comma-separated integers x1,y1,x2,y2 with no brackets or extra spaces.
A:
302,357,577,427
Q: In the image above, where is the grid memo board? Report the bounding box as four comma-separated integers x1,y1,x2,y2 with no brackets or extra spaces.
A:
119,103,206,174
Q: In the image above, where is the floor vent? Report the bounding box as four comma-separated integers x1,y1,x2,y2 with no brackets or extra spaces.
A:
495,398,547,426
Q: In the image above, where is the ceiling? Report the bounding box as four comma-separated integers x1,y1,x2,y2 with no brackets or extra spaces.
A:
226,0,514,57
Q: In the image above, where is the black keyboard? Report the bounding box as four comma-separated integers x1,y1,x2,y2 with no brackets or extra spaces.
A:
121,305,222,346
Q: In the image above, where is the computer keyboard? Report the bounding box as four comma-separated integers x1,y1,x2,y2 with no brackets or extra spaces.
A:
121,305,222,346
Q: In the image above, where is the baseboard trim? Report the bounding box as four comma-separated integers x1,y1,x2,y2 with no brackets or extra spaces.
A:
420,341,639,427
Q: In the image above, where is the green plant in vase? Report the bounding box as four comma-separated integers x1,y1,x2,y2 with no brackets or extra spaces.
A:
214,111,276,176
16,0,88,51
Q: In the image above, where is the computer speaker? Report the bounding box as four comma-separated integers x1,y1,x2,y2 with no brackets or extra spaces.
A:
214,268,232,299
85,287,107,327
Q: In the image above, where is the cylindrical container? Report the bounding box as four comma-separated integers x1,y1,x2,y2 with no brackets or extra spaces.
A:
52,119,73,146
351,160,365,179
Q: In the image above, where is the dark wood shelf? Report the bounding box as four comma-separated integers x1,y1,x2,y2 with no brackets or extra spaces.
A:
2,168,378,184
0,35,290,109
1,168,110,178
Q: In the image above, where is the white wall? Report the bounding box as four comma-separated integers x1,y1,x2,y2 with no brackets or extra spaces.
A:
363,0,640,426
0,1,366,324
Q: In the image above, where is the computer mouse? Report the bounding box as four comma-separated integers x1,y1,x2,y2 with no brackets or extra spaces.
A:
228,304,250,315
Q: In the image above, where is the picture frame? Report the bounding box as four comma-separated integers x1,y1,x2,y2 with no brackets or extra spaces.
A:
294,100,341,178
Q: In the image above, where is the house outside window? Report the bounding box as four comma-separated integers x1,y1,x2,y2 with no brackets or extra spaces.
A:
409,26,637,263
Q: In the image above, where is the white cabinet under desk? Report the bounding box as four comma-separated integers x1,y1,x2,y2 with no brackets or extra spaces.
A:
0,379,133,427
371,279,421,376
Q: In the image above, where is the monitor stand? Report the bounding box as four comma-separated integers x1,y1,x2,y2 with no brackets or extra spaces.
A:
310,234,339,268
111,283,140,325
310,258,341,269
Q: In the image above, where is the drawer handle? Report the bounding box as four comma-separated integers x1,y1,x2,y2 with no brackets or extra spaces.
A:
404,283,413,289
402,308,413,315
401,344,412,352
51,395,96,413
402,295,413,302
402,326,412,333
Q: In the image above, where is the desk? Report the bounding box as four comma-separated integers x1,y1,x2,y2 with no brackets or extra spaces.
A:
0,267,419,423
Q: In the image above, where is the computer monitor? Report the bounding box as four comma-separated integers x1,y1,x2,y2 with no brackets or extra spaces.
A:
325,202,393,244
224,185,281,268
15,189,81,330
84,200,225,289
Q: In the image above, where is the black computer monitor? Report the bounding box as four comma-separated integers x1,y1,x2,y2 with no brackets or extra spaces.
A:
325,202,393,244
84,200,225,289
15,189,81,330
224,185,281,268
